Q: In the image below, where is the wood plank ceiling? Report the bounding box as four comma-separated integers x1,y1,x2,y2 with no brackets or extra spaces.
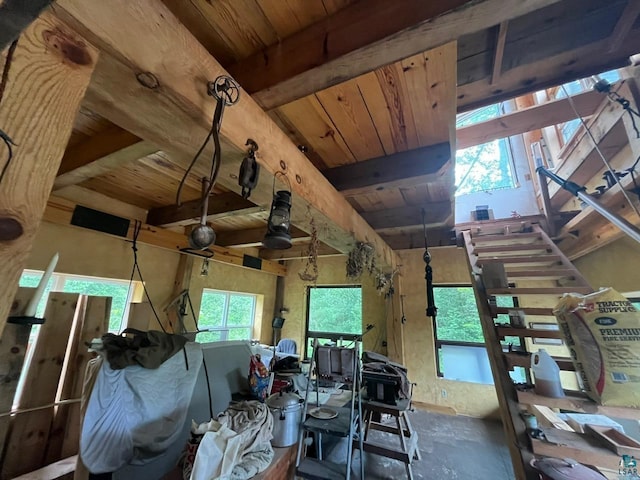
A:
52,0,640,254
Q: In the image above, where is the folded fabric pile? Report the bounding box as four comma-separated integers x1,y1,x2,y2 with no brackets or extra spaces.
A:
187,400,274,480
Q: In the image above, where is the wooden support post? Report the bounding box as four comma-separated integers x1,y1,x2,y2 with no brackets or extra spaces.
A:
2,293,80,478
0,289,33,464
386,275,405,365
538,168,557,237
164,253,195,333
0,13,97,337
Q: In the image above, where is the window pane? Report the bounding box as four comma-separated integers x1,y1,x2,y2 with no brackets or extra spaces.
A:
227,295,254,327
434,287,485,343
455,138,515,196
227,328,252,341
198,291,226,328
196,330,224,343
19,272,55,319
63,279,127,332
308,287,362,335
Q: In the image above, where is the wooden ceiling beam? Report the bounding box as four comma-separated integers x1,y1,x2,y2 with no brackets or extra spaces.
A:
457,89,604,149
323,142,451,197
53,0,399,268
0,0,54,50
146,192,265,227
44,196,288,276
607,0,640,54
457,28,640,113
216,225,309,248
259,244,342,261
361,202,452,231
54,125,157,190
380,227,456,250
226,0,562,110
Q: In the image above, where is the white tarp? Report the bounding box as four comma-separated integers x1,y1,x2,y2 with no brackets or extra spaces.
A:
81,343,203,473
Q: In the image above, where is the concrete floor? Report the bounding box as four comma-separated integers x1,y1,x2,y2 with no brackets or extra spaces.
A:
326,409,515,480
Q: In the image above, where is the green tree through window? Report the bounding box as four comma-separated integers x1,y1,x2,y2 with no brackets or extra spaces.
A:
305,286,362,358
197,289,256,343
19,271,132,332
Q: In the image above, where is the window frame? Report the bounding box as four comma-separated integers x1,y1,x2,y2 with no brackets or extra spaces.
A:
20,269,137,333
196,288,257,343
304,285,363,359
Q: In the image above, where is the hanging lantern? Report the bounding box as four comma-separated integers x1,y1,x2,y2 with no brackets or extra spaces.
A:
263,190,292,249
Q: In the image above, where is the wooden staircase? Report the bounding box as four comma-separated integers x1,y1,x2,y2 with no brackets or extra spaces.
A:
461,222,606,479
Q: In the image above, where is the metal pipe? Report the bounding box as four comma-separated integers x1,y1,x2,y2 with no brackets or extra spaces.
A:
537,166,640,245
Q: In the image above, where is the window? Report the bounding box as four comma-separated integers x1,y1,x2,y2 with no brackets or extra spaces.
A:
455,102,516,196
196,289,256,343
305,286,363,358
552,69,621,144
19,270,136,333
433,286,526,384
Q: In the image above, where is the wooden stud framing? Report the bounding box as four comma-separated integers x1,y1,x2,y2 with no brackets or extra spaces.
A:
456,90,602,149
147,192,265,227
0,0,54,50
0,13,97,337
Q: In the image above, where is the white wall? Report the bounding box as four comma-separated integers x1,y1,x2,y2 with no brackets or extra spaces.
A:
455,102,541,223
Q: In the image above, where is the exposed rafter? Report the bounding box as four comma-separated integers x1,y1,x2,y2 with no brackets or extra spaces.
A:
147,192,265,227
458,28,640,112
607,0,640,54
227,0,562,110
54,125,157,189
323,142,451,197
490,21,509,85
259,244,342,261
456,89,603,149
361,202,452,231
53,0,399,268
216,225,309,248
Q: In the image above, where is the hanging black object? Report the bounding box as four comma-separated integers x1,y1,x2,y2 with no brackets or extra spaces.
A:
239,139,260,199
593,78,640,138
422,209,437,320
263,190,292,249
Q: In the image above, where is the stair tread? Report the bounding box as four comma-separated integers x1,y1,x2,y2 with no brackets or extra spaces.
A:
297,458,347,480
471,232,542,243
486,287,593,295
492,307,555,316
473,244,549,254
477,255,562,265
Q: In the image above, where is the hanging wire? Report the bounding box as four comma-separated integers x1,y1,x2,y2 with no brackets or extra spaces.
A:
125,220,168,333
0,39,18,185
561,85,640,220
272,170,292,195
175,76,240,208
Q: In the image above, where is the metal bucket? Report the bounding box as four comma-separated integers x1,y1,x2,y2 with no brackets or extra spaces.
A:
266,391,302,447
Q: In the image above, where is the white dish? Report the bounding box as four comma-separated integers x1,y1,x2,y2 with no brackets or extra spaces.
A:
309,407,338,420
